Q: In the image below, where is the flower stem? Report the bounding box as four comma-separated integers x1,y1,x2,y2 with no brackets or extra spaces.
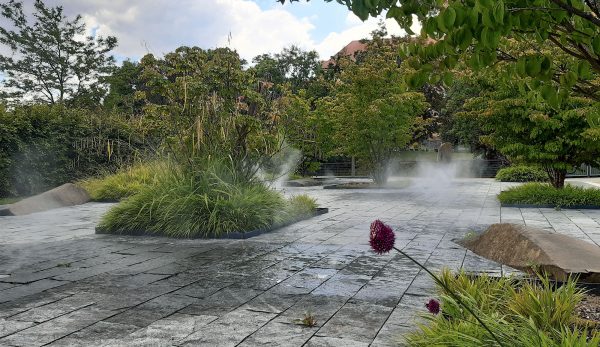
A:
392,246,505,347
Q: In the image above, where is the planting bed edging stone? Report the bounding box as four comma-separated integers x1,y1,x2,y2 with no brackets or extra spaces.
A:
95,207,329,239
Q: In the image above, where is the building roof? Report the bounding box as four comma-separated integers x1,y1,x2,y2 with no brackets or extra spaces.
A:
321,40,367,69
321,37,436,69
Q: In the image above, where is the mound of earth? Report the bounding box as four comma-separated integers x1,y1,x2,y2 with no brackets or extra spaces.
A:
459,223,600,283
0,183,90,216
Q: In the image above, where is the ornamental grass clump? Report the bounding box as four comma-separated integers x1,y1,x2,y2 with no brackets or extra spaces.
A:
97,159,317,238
368,220,600,346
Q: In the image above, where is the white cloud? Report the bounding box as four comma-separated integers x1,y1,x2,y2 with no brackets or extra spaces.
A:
32,1,420,62
43,0,316,61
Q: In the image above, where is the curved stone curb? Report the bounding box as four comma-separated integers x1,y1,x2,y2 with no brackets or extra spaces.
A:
95,207,329,239
501,203,600,209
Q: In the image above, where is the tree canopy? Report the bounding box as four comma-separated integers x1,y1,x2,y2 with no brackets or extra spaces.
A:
0,0,117,105
318,36,429,184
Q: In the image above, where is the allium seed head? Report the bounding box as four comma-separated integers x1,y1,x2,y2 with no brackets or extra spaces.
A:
369,220,395,254
425,299,440,315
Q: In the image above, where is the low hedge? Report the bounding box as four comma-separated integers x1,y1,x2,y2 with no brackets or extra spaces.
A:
498,183,600,207
495,165,548,182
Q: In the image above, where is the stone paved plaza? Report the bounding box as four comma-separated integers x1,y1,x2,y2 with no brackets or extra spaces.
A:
1,178,600,346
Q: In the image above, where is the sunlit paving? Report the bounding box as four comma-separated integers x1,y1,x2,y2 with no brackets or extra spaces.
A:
1,1,600,346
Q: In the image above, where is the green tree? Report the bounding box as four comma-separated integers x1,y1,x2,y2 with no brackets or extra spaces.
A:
103,60,144,114
0,0,117,104
275,45,321,92
250,54,286,86
250,45,321,93
137,46,281,176
460,82,600,188
319,37,429,184
440,69,503,159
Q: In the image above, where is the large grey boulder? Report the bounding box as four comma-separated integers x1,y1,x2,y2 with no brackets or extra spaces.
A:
460,223,600,282
0,183,90,216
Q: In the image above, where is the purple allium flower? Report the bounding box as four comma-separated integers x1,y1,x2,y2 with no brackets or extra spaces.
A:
425,299,440,315
369,220,395,254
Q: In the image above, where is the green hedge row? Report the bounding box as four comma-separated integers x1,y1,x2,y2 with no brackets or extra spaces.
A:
498,183,600,207
0,105,149,197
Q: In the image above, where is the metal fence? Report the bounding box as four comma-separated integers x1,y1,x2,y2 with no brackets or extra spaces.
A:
311,160,600,179
566,164,600,178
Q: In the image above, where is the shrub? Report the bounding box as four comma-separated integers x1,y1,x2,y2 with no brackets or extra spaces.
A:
79,162,162,201
0,104,149,197
495,165,548,182
498,183,600,207
405,270,599,346
97,160,317,238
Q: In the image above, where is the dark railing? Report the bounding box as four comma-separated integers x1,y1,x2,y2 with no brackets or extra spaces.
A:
311,160,600,179
566,164,600,178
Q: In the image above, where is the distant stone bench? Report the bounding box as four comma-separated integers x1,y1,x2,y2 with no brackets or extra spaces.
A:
0,183,90,216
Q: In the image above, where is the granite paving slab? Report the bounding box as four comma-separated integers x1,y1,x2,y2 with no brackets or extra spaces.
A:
1,178,599,346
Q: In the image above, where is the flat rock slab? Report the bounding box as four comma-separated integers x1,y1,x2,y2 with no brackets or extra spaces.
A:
0,183,90,216
460,223,600,282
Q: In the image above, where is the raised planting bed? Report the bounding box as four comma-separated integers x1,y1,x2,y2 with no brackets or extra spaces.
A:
501,203,600,209
95,207,328,239
323,181,410,190
497,183,600,209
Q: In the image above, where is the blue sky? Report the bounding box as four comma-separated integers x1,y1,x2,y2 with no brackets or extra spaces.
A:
14,1,415,63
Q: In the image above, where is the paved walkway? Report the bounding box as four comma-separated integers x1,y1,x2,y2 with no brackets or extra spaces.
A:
1,179,600,346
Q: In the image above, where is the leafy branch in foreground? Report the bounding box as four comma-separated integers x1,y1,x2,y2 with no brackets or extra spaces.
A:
281,0,600,103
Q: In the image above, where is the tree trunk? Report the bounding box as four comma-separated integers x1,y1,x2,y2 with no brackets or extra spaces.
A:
546,168,566,189
372,162,389,186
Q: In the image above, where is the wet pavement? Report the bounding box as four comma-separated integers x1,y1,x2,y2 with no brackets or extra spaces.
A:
1,178,600,346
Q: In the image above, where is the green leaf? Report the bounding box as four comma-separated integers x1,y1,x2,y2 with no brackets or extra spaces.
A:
352,1,370,21
481,27,490,48
482,9,494,27
442,72,453,86
540,56,551,73
560,71,577,87
443,7,456,28
459,28,473,50
493,0,505,24
592,36,600,56
577,61,592,79
437,12,448,32
477,0,493,9
525,57,541,77
468,9,479,27
453,6,465,26
469,53,481,69
516,58,527,77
